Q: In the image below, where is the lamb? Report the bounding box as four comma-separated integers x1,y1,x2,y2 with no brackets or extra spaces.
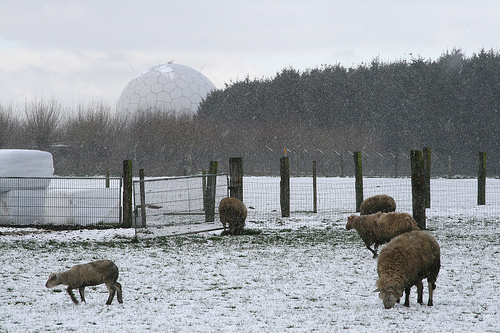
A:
360,194,396,215
219,197,247,235
375,230,441,309
346,212,419,258
46,260,123,305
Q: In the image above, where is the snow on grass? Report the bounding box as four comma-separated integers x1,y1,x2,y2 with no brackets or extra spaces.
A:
1,215,500,332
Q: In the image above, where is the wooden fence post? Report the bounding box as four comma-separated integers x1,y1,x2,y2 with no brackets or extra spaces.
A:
105,170,110,188
204,161,218,222
411,150,426,230
122,160,133,228
280,156,290,217
340,153,345,177
229,157,243,201
353,151,363,212
201,169,206,210
313,160,317,213
423,147,431,208
393,153,399,178
448,155,452,178
478,152,487,205
139,168,146,228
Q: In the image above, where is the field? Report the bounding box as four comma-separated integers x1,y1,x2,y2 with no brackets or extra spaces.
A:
1,177,500,332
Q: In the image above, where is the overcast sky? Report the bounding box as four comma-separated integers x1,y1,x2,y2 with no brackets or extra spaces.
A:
1,0,499,110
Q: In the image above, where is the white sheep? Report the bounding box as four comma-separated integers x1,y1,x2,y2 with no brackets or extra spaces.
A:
219,197,247,235
346,212,419,258
46,260,123,305
360,194,396,215
375,230,441,309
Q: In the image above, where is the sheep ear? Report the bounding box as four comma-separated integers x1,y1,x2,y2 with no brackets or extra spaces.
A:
373,288,380,293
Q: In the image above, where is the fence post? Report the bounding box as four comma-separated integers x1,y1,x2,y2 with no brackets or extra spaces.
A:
353,151,363,212
423,147,431,208
204,161,218,222
280,156,290,217
394,153,399,178
411,150,426,230
122,160,133,228
478,152,487,205
139,168,146,228
229,157,243,201
340,153,345,177
313,160,317,213
448,155,452,178
105,170,110,188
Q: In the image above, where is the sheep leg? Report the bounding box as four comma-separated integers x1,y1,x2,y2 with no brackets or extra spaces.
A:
427,281,435,306
115,282,123,303
366,245,378,258
416,281,423,304
78,286,86,303
404,287,411,307
105,282,118,305
67,287,79,304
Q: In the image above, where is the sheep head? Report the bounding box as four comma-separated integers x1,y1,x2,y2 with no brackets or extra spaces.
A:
376,288,402,309
346,215,357,230
46,273,61,288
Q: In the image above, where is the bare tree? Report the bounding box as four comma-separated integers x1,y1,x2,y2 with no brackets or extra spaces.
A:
61,99,121,174
23,97,62,150
0,104,15,148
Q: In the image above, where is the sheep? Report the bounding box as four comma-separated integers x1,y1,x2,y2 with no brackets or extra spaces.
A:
219,197,247,235
375,230,441,309
46,260,123,305
360,194,396,215
346,212,419,258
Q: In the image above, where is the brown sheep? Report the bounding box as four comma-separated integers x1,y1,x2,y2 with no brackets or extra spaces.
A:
360,194,396,215
346,212,419,258
219,197,247,235
46,260,123,305
375,230,441,309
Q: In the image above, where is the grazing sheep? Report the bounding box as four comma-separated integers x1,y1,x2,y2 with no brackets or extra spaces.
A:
360,194,396,215
346,212,419,258
219,197,247,235
375,230,441,309
46,260,123,305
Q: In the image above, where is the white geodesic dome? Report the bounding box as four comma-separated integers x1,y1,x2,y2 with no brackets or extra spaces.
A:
117,63,216,116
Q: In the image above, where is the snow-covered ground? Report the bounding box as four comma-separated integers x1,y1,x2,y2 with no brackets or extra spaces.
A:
1,177,499,332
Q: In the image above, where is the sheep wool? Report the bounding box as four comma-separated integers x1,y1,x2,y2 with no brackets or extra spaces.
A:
346,212,419,258
360,194,396,215
376,230,441,309
219,197,247,235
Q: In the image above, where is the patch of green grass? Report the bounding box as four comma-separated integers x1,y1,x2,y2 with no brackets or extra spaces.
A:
1,226,357,254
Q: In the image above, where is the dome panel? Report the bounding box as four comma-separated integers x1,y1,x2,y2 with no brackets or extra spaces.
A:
151,83,164,94
182,87,194,98
170,87,183,99
139,85,152,97
176,78,189,89
157,91,172,103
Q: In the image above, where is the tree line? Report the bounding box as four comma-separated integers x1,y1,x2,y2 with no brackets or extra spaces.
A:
197,48,500,176
1,48,499,177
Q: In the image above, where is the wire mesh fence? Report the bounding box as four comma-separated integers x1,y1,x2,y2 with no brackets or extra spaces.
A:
2,174,499,230
0,176,122,227
243,176,500,228
133,174,229,228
